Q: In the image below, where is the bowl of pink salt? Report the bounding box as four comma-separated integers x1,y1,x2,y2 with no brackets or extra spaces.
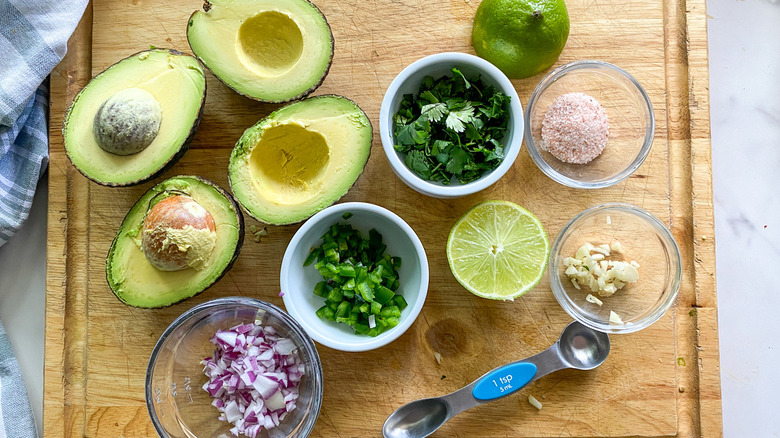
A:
524,60,655,189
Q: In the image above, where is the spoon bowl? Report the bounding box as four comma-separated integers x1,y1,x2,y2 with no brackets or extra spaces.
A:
383,398,448,438
383,321,609,438
558,320,610,370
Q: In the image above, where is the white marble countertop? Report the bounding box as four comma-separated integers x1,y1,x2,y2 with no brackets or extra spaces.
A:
1,0,778,436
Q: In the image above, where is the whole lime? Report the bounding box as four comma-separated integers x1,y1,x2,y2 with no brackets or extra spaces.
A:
472,0,570,79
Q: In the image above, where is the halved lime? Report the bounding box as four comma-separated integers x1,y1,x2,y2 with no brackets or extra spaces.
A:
447,200,549,300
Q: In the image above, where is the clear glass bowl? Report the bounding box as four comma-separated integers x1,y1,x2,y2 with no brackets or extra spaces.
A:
549,204,681,334
524,60,655,189
146,297,323,438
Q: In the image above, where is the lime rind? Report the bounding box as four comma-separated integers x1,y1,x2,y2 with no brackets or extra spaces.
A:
447,200,549,300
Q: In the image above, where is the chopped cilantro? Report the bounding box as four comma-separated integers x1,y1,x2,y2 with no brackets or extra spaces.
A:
392,68,510,184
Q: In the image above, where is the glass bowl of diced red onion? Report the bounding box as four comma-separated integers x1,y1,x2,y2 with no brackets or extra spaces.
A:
146,297,323,438
524,60,655,189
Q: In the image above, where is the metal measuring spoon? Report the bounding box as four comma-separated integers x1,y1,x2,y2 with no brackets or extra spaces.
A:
382,321,610,438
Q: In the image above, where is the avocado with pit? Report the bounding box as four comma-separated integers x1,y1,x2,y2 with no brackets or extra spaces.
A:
106,176,244,308
229,95,372,225
63,49,206,186
187,0,333,103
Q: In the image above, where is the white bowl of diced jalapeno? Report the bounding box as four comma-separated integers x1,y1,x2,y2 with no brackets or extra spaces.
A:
280,202,429,352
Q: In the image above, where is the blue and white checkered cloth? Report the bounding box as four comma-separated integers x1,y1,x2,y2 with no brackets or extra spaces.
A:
0,0,87,437
0,325,35,438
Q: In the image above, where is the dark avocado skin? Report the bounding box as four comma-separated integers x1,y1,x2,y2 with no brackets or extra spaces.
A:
63,49,207,187
187,0,334,103
106,175,245,308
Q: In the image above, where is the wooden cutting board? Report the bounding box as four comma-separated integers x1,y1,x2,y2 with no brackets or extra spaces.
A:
44,0,722,436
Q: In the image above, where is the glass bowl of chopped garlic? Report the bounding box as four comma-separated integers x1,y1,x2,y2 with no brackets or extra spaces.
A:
524,60,655,189
549,203,681,334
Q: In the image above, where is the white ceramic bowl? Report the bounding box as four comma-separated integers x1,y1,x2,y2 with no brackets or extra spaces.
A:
280,202,429,352
379,52,524,198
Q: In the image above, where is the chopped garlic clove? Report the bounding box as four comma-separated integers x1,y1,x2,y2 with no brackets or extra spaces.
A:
528,395,543,410
584,255,594,267
609,310,624,325
575,245,590,260
585,294,603,306
619,264,639,282
563,242,639,302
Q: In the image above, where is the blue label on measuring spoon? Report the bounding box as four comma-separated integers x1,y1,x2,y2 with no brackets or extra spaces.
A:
472,362,537,401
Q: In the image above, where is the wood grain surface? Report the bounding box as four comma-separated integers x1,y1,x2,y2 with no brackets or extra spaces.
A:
44,0,722,436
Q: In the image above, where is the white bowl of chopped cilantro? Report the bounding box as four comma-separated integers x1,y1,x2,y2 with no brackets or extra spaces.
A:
280,202,429,352
379,52,524,198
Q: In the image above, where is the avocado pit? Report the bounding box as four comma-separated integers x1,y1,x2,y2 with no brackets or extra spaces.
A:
93,87,162,156
141,195,217,271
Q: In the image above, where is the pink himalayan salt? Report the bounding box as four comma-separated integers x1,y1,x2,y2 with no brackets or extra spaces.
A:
540,92,609,164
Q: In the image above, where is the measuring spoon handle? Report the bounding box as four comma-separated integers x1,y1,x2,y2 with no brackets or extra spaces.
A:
440,345,568,415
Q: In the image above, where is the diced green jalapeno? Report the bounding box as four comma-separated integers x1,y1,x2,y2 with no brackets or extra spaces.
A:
374,286,395,305
304,248,322,266
326,288,343,304
380,306,401,318
338,264,356,278
393,295,408,311
357,282,374,301
305,220,406,337
384,317,400,328
316,305,336,321
335,301,351,318
313,281,331,298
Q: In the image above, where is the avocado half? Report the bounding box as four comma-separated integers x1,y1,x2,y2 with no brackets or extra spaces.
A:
63,49,207,186
229,95,372,225
187,0,334,103
106,176,244,308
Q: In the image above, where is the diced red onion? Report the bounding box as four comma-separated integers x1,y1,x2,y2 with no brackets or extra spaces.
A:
202,322,304,438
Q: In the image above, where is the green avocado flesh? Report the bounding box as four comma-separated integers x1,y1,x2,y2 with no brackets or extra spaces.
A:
229,95,372,225
64,49,206,186
187,0,333,102
107,176,244,308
